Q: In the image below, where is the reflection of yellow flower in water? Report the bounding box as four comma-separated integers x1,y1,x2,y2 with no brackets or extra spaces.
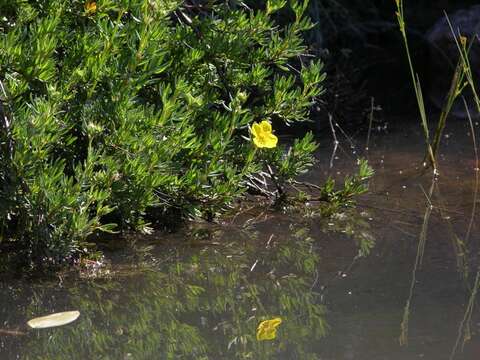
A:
256,317,282,341
251,121,278,149
85,0,97,14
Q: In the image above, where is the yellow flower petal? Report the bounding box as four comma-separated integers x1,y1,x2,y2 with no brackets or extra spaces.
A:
264,133,278,148
252,135,264,148
85,1,97,14
251,122,262,138
269,318,282,327
256,317,282,341
260,120,272,133
251,121,277,149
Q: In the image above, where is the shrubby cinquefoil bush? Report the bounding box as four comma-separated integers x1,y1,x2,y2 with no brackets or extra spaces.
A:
0,0,369,264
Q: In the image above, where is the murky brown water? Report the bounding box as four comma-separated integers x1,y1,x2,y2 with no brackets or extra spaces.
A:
1,119,480,359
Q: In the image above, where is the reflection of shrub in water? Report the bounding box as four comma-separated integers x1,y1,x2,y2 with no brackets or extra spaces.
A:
19,229,330,359
3,196,376,358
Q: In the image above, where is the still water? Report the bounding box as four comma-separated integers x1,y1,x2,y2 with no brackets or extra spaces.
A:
1,120,480,359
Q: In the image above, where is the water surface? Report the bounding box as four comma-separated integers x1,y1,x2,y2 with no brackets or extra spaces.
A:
1,120,480,359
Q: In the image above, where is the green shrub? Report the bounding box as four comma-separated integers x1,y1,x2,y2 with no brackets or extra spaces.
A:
0,0,367,264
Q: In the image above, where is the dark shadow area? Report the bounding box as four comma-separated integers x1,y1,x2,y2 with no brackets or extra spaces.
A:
309,0,480,128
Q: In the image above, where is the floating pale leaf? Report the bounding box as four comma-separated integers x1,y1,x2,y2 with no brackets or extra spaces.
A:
27,311,80,329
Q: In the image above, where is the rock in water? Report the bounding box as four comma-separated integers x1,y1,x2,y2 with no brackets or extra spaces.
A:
27,311,80,329
426,5,480,118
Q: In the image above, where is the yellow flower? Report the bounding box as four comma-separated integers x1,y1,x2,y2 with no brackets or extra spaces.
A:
251,121,278,149
85,0,97,14
256,317,282,341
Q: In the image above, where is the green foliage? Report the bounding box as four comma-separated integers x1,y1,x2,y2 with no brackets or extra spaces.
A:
0,0,367,264
320,159,374,207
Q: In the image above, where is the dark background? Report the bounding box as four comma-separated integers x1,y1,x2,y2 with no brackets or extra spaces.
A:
306,0,479,127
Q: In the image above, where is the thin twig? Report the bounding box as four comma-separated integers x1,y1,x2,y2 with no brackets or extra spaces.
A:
328,114,339,168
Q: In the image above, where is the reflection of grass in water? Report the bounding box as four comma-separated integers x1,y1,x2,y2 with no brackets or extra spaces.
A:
395,2,480,353
464,99,479,245
449,100,480,360
450,268,480,360
398,168,480,353
434,185,469,279
399,171,478,348
421,98,480,280
399,178,435,346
